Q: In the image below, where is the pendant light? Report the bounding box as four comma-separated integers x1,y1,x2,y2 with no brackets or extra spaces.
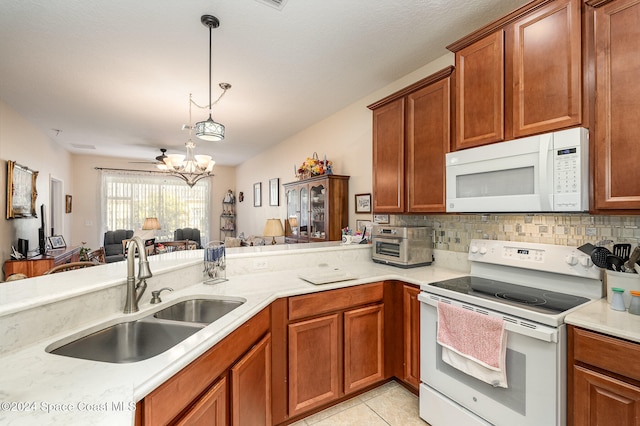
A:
159,94,215,187
195,15,227,142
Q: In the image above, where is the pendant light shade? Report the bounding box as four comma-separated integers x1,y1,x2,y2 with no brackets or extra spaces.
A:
195,15,226,142
194,116,225,142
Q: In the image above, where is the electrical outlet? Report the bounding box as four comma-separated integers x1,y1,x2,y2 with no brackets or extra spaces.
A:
252,259,268,270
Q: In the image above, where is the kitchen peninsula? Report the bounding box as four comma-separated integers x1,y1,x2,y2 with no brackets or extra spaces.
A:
0,243,466,425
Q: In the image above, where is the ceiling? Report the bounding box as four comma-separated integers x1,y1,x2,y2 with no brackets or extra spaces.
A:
0,0,530,166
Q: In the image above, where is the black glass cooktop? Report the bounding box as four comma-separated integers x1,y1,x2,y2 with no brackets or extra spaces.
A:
428,276,590,315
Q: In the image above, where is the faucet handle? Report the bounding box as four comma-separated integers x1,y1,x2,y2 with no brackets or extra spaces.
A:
150,287,174,304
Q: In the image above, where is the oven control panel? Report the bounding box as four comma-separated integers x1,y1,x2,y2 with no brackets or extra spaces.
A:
502,247,544,262
468,239,601,281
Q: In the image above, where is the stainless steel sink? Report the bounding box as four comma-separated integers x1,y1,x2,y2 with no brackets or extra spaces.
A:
154,298,244,324
48,318,204,363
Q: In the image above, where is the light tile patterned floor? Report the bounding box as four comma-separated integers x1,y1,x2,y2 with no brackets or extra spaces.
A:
290,381,430,426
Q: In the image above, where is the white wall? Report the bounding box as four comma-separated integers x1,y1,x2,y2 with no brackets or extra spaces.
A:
0,100,73,264
235,53,455,237
69,153,236,250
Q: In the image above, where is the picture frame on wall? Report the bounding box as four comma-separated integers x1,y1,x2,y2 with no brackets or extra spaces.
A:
48,235,66,249
6,160,38,219
373,214,389,224
254,182,262,207
355,193,372,213
356,220,373,236
269,178,279,206
65,195,72,213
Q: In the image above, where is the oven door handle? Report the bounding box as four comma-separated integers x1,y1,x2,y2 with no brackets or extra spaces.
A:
418,292,559,343
374,238,402,245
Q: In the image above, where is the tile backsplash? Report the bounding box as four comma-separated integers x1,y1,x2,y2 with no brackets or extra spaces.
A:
391,214,640,253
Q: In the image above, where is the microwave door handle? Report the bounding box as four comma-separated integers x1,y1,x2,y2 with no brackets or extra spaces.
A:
538,134,553,211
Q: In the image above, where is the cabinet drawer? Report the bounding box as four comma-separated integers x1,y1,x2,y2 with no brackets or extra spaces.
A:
572,327,640,382
288,282,383,321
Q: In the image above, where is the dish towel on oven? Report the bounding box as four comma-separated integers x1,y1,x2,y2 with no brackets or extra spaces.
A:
437,301,508,388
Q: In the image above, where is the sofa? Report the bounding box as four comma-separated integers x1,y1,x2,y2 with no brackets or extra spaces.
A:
174,228,202,249
103,229,134,263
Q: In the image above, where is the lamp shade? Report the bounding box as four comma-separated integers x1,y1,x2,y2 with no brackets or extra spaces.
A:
288,216,298,228
263,218,284,245
142,217,161,230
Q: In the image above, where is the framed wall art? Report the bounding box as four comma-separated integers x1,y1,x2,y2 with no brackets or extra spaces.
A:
6,160,38,219
269,178,280,206
254,182,262,207
355,193,372,213
373,214,389,224
48,235,66,249
65,195,72,213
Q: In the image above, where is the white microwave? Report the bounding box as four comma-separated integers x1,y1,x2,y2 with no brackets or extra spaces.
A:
445,127,589,213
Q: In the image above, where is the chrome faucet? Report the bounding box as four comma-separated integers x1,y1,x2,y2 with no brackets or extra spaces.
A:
123,236,153,314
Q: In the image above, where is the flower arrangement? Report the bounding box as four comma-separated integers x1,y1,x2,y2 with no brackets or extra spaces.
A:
297,152,333,180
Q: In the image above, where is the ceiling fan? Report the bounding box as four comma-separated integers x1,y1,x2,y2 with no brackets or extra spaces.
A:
129,148,168,165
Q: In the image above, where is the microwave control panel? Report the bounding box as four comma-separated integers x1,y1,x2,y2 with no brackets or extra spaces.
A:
554,146,580,194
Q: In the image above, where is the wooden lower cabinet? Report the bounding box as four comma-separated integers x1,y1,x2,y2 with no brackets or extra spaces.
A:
573,366,640,426
569,325,640,425
135,307,270,426
288,314,340,417
284,283,385,421
402,284,421,390
174,376,227,426
231,333,272,425
344,304,384,395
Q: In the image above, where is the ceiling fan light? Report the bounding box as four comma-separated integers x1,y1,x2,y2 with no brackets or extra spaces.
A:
195,116,225,141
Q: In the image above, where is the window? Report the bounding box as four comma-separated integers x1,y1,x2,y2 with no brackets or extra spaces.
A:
100,170,209,243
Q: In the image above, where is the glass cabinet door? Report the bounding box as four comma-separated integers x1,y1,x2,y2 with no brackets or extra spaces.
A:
299,186,309,241
310,184,327,240
285,188,299,239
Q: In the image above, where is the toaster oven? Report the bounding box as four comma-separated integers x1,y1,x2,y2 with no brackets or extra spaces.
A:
371,226,433,268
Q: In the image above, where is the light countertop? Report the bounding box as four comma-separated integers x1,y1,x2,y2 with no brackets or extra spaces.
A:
0,247,464,426
565,298,640,343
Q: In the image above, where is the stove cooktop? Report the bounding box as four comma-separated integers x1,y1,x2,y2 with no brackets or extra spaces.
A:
428,276,591,315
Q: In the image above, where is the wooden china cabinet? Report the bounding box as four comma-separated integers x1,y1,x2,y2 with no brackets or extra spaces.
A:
283,175,349,243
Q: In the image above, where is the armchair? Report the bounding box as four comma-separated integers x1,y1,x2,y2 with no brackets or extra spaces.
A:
103,230,134,263
174,228,202,248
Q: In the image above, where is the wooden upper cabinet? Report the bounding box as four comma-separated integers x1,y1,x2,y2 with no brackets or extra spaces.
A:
455,31,505,149
369,67,453,214
450,0,582,150
406,76,451,212
371,99,405,212
511,0,582,137
592,0,640,210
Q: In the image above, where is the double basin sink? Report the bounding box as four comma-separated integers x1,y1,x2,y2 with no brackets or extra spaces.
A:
47,297,245,363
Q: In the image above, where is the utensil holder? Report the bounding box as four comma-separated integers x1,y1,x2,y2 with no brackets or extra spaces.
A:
204,241,227,284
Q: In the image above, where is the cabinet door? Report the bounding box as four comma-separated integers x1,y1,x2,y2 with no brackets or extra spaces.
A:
285,187,300,241
403,285,421,390
288,314,340,417
455,30,505,149
298,186,310,242
174,376,227,426
344,304,384,395
593,0,640,210
310,182,327,240
511,0,581,138
231,333,272,426
372,98,405,212
573,365,640,426
406,77,450,212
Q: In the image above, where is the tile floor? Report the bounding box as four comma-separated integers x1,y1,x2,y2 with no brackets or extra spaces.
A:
290,381,429,426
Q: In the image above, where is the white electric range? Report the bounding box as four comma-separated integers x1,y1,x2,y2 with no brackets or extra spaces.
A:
419,239,603,426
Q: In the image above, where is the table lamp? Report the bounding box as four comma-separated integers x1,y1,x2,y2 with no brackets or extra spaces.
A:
263,218,284,245
142,217,161,230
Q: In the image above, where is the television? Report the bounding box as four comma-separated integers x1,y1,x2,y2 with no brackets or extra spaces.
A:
39,203,47,255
